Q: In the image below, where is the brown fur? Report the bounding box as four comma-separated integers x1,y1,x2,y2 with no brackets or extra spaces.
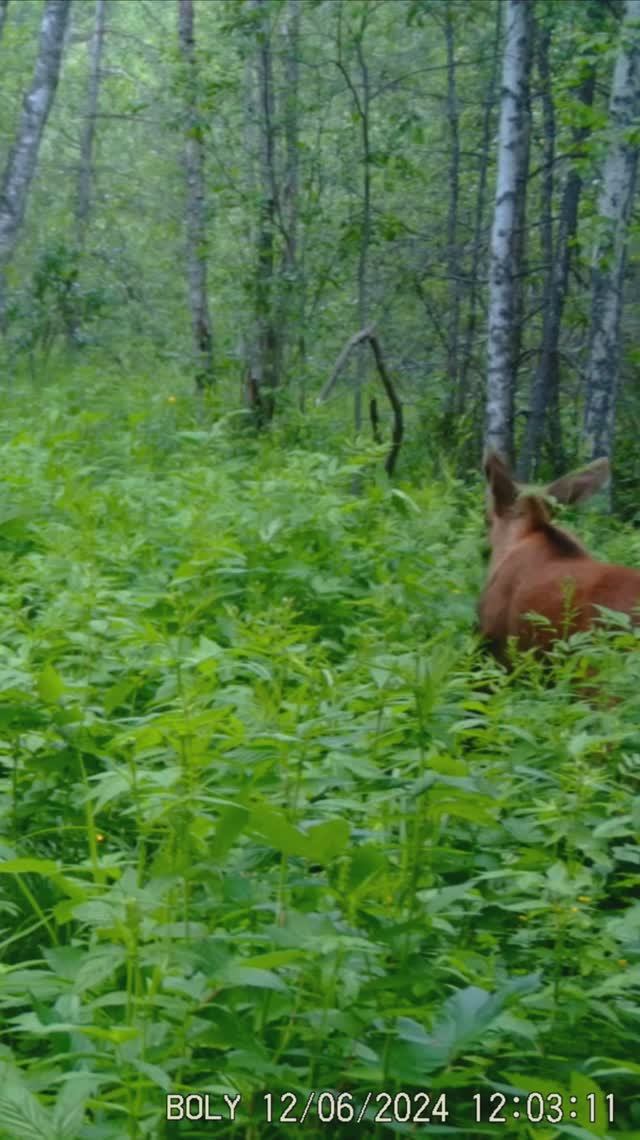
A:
479,453,640,661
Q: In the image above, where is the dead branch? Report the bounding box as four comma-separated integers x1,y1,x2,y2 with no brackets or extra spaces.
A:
317,324,404,477
369,396,381,443
317,323,374,403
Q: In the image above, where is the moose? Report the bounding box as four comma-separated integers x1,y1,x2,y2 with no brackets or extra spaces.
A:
479,452,640,662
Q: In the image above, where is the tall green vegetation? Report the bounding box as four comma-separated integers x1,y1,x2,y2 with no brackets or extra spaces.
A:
0,367,639,1138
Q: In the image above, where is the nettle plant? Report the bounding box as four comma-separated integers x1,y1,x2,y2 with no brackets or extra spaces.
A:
0,370,638,1137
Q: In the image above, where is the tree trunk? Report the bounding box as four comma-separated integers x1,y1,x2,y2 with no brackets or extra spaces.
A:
335,2,372,433
583,0,640,462
280,0,301,387
178,0,214,390
444,1,461,414
354,27,371,433
519,63,596,479
0,0,71,325
250,0,279,420
0,0,9,44
76,0,106,249
66,0,106,345
485,0,533,461
517,22,554,480
458,1,501,417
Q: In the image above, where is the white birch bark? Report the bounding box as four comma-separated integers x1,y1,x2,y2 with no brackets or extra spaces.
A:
485,0,532,460
0,0,72,322
583,0,640,461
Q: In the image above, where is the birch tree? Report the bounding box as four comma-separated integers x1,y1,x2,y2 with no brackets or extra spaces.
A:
583,0,640,462
484,0,533,460
0,0,71,325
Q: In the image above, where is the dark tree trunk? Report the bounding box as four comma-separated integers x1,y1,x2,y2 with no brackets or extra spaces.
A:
76,0,106,246
444,1,461,415
583,0,640,464
178,0,215,390
66,0,106,345
279,0,301,387
250,0,279,420
458,1,501,417
335,2,372,433
0,0,9,43
518,64,596,479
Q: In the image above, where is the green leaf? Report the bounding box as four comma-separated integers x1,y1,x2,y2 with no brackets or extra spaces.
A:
37,664,64,703
305,818,350,863
52,1074,95,1137
0,858,59,876
250,805,309,857
212,804,249,859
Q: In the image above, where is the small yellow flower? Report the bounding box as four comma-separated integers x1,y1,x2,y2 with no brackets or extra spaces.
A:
96,833,105,843
167,395,177,404
618,959,628,968
577,895,591,903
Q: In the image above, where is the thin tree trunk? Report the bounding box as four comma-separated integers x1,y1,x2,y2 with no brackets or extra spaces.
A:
517,22,553,480
66,0,106,345
0,0,72,325
509,6,533,430
519,64,596,479
76,0,106,248
583,0,640,463
444,1,461,414
355,27,371,433
335,2,372,433
0,0,9,43
485,0,533,461
280,0,301,386
178,0,214,390
251,0,279,420
458,0,501,415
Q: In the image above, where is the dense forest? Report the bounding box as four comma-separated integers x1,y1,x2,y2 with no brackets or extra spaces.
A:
0,1,640,1138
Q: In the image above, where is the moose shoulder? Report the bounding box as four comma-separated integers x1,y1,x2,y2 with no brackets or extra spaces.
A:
478,452,640,661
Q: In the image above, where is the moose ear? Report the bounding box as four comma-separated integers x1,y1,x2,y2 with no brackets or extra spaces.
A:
484,451,517,515
545,457,610,506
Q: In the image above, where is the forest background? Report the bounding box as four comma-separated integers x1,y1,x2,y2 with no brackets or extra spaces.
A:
0,1,640,1138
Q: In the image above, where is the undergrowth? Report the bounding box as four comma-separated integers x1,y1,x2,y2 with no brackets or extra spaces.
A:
0,366,639,1139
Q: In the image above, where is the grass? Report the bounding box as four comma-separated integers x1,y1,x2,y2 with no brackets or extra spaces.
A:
0,364,639,1139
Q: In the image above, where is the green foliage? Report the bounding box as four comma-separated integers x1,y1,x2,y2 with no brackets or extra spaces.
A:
0,366,638,1137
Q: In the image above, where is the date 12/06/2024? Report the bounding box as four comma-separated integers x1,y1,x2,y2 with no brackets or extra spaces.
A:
165,1090,616,1127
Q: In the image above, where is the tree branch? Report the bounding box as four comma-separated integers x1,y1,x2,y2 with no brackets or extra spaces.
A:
317,324,404,476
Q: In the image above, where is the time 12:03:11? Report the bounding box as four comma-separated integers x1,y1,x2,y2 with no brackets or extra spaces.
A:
472,1092,615,1125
